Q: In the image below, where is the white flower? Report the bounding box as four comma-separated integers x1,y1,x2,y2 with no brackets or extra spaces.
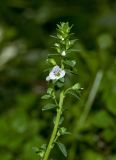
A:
46,65,65,81
61,51,66,56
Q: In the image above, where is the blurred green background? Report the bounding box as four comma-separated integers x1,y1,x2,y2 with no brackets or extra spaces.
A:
0,0,116,160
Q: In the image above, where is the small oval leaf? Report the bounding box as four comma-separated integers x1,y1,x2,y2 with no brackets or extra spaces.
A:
41,94,51,100
64,60,76,67
32,147,39,154
56,142,67,157
47,88,53,95
72,83,81,90
42,103,56,111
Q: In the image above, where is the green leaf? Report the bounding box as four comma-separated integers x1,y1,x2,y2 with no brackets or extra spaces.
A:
56,142,67,157
53,116,64,126
42,103,56,111
53,116,56,125
47,58,56,65
64,60,76,67
50,35,57,39
40,144,47,150
68,91,80,100
56,81,64,88
59,77,64,83
59,127,71,135
70,39,78,46
68,49,80,52
41,94,51,100
47,88,53,95
48,53,59,57
72,83,81,90
32,144,47,158
59,116,64,125
66,69,78,75
32,147,39,154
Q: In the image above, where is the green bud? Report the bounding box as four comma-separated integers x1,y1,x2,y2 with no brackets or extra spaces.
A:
47,58,56,65
72,83,81,90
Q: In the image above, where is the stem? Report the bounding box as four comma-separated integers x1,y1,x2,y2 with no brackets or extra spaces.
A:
43,91,64,160
68,70,103,160
76,70,103,131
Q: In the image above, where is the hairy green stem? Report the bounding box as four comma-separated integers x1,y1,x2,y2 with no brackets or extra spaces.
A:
43,91,64,160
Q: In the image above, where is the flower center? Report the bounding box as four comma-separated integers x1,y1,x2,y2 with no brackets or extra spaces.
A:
54,71,60,77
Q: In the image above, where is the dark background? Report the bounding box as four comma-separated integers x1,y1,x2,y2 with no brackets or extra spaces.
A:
0,0,116,160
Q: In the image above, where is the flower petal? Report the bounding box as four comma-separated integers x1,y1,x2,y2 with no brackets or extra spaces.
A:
49,71,56,80
52,65,60,72
46,76,50,81
60,70,65,77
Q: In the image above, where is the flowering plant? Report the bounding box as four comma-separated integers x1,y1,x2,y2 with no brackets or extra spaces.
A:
33,22,81,160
